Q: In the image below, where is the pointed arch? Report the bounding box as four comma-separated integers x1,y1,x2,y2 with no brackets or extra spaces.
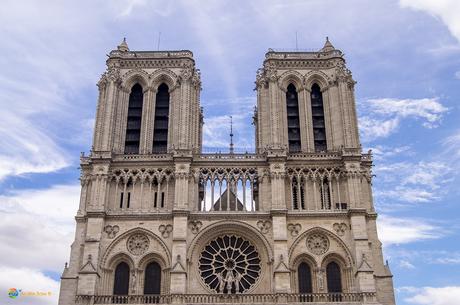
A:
150,69,178,90
153,83,170,153
310,83,327,152
278,70,304,92
144,261,161,294
286,83,301,152
124,83,144,154
113,262,130,295
121,69,150,91
326,261,342,293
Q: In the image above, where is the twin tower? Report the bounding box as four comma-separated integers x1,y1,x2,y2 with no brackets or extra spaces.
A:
59,38,395,305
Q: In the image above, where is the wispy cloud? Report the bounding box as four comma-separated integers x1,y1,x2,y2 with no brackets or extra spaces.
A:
375,161,451,203
0,185,80,271
400,0,460,43
358,98,448,142
402,286,460,305
377,215,444,246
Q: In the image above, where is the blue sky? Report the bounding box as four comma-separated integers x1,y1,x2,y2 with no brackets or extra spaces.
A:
0,1,459,304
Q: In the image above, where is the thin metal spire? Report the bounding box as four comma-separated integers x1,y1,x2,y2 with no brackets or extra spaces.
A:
229,116,234,154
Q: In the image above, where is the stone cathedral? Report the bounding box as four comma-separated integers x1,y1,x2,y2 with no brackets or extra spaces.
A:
59,38,395,305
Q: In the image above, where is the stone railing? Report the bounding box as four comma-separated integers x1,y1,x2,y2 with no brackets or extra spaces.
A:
76,292,376,304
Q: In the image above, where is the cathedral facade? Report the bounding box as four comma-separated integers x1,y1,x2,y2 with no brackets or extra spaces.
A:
59,38,395,305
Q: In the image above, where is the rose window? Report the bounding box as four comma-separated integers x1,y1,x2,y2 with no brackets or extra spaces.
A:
127,233,149,256
306,233,329,255
199,235,261,294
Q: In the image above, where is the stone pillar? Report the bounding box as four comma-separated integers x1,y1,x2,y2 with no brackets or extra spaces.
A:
349,210,377,294
170,211,188,294
272,211,291,293
76,215,105,295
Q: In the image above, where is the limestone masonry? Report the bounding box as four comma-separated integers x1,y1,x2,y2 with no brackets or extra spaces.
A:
59,38,396,305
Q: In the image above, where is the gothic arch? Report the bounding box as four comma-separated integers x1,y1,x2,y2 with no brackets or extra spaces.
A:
187,220,273,294
150,69,178,90
138,252,168,270
187,220,273,262
303,71,330,91
288,227,354,268
107,251,135,271
321,252,348,269
291,252,317,269
121,69,150,91
101,227,171,269
278,70,304,92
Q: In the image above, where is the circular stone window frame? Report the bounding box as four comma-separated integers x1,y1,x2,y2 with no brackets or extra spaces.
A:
306,233,330,255
198,234,262,294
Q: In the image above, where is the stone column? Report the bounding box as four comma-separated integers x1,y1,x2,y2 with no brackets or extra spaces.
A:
272,211,291,293
349,210,377,293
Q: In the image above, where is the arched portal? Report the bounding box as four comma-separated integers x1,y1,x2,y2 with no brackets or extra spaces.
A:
113,262,130,295
144,261,161,294
326,261,342,293
298,262,313,293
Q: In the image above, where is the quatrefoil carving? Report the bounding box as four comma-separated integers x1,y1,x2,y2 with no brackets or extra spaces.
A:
104,225,119,239
158,224,173,238
257,220,271,234
188,220,203,234
287,223,302,237
333,222,347,236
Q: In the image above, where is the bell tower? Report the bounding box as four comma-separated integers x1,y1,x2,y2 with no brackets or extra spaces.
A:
255,38,360,154
92,38,203,156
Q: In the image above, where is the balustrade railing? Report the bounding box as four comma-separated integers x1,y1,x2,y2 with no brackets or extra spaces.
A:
76,292,376,304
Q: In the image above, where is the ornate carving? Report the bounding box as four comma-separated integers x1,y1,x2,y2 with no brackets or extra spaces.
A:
127,233,149,255
158,224,173,238
257,220,271,234
188,220,203,234
104,225,120,239
306,233,329,255
333,223,347,236
287,223,302,236
198,234,261,294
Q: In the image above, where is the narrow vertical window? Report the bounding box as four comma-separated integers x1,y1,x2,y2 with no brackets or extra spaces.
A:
311,83,327,152
119,192,124,209
127,192,131,208
320,178,331,209
326,262,342,293
286,84,301,152
113,262,130,295
161,192,165,208
153,83,169,153
154,192,158,208
292,178,299,209
144,262,161,294
298,262,313,294
124,84,143,154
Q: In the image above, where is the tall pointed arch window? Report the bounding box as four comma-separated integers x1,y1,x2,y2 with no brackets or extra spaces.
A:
286,83,301,152
298,262,313,294
326,262,342,293
152,83,170,153
144,261,161,294
310,83,327,152
113,262,130,295
124,84,143,154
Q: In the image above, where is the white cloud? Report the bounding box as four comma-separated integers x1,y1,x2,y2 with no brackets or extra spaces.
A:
367,145,413,161
399,259,416,269
375,161,451,203
0,185,80,272
400,0,460,43
0,267,59,305
377,215,443,246
404,286,460,305
359,98,448,142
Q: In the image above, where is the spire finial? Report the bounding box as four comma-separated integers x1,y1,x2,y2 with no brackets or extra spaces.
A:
229,116,234,154
321,36,335,52
117,37,129,52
